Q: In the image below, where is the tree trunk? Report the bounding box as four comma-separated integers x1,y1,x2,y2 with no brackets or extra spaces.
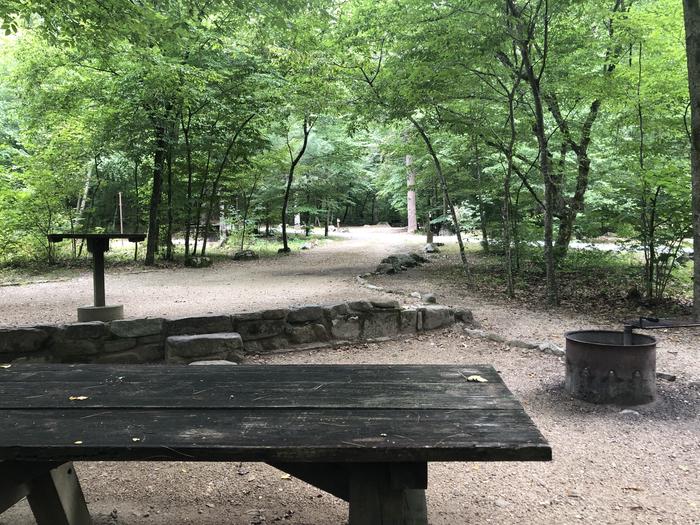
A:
406,154,417,233
133,159,140,261
165,138,175,261
426,211,434,244
508,0,558,304
282,116,315,252
145,123,168,266
545,95,601,260
503,90,517,299
202,114,254,256
474,140,489,253
240,173,260,251
409,116,469,275
182,111,194,259
683,0,700,320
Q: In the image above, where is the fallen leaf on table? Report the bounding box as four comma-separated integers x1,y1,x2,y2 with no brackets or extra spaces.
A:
69,395,88,401
466,375,488,383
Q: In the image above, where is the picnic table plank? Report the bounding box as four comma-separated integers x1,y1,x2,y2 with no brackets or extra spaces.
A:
0,364,504,383
0,380,520,410
0,408,549,463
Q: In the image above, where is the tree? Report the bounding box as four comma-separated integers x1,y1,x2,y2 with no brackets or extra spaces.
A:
683,0,700,319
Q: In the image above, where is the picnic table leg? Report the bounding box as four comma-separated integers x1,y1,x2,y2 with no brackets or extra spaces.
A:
26,462,92,525
348,463,428,525
86,237,109,308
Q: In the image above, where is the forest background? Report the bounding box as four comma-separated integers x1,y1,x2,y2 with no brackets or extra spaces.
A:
0,0,699,316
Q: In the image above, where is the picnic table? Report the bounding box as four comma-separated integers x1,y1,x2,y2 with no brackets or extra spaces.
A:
47,233,146,322
0,364,551,525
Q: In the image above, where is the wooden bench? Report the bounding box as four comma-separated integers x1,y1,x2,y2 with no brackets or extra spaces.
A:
0,364,551,524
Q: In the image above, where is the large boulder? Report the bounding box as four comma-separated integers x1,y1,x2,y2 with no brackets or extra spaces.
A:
375,252,428,274
232,250,259,261
185,256,212,268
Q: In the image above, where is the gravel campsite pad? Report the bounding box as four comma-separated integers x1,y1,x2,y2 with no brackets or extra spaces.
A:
0,227,697,524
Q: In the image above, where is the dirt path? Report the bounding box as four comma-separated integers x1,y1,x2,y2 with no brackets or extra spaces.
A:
0,227,421,326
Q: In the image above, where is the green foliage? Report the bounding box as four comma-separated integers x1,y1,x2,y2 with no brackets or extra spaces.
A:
0,0,694,307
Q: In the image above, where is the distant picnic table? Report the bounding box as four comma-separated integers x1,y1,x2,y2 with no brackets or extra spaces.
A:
47,233,146,322
0,364,551,525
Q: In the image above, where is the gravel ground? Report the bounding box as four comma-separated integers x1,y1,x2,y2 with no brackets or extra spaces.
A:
0,226,421,327
0,228,698,524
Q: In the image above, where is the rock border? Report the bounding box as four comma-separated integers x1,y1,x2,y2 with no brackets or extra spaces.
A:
0,300,473,365
355,272,567,358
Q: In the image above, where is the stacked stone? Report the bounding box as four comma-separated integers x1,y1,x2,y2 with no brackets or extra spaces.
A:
0,301,468,365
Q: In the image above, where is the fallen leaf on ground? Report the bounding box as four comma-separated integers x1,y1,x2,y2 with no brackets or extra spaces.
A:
280,473,292,480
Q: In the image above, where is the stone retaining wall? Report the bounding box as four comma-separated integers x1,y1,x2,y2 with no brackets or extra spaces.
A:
0,300,471,364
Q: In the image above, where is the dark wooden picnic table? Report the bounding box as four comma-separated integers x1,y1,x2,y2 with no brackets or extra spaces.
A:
0,364,551,525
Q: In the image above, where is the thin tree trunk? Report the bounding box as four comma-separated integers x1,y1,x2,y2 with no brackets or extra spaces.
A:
406,154,417,233
240,173,260,251
201,114,255,256
78,157,103,258
683,0,700,320
145,123,168,266
281,116,315,252
165,138,175,261
133,159,140,261
508,0,558,304
182,111,194,259
503,90,517,298
426,211,434,244
409,116,469,275
474,140,489,253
